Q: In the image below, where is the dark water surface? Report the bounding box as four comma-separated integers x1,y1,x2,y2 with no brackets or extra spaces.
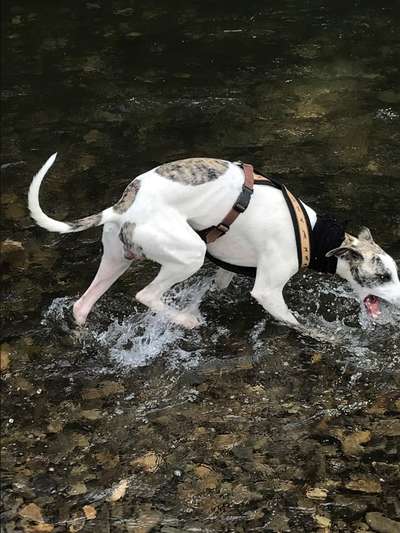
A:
1,1,400,532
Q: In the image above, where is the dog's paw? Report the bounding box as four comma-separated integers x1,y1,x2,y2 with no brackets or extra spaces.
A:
172,311,201,329
72,302,88,327
71,326,88,342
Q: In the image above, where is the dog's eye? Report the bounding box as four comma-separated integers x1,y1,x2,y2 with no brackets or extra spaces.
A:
378,272,391,283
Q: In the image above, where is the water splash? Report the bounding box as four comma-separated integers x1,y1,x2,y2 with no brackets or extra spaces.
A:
42,270,399,374
376,107,399,120
42,277,212,369
289,272,400,373
95,310,199,368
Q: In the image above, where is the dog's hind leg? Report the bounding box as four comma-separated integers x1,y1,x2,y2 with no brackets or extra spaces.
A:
134,216,207,328
214,268,235,290
73,223,131,325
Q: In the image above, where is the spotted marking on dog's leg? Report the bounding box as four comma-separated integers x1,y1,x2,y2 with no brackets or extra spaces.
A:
113,179,140,214
156,158,229,185
119,221,143,260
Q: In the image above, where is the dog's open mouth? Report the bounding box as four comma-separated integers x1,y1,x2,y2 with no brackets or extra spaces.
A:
363,294,382,318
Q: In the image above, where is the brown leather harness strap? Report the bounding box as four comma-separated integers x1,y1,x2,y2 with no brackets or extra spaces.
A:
200,163,254,244
198,162,312,271
283,187,311,268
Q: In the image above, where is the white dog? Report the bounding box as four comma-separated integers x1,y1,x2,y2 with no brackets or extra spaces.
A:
28,154,400,328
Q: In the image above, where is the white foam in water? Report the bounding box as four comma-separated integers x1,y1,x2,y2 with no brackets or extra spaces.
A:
42,284,209,369
96,311,185,367
91,276,212,368
293,274,400,372
42,296,73,323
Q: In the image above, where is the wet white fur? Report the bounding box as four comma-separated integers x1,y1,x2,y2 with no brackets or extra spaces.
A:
28,155,400,328
28,153,71,233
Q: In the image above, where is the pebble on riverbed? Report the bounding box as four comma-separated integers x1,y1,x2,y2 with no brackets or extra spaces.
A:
366,512,400,533
1,239,26,268
131,451,163,473
345,477,382,494
0,344,11,372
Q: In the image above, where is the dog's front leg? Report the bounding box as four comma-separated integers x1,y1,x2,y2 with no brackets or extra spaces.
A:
251,287,298,326
251,258,299,326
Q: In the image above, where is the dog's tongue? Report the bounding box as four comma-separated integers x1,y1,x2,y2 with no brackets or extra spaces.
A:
364,295,381,318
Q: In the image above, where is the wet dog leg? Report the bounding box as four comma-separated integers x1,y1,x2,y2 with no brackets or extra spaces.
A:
134,216,206,328
251,256,298,326
73,223,131,325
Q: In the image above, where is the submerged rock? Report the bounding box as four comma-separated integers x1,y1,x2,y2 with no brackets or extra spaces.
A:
130,509,162,533
81,380,125,400
95,451,120,469
82,505,96,520
24,524,54,532
332,495,370,519
214,433,240,450
18,503,43,522
366,512,400,533
67,513,85,532
314,514,331,529
1,239,26,268
108,479,128,502
373,420,400,437
131,451,163,473
193,464,222,490
0,344,11,372
345,477,382,494
67,482,87,496
80,409,102,421
306,487,328,500
340,431,371,456
267,512,290,532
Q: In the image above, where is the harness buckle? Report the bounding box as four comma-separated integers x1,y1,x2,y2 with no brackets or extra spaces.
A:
216,223,229,234
234,185,253,213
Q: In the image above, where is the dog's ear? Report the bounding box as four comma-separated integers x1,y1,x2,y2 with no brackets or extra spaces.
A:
326,246,363,261
358,226,374,242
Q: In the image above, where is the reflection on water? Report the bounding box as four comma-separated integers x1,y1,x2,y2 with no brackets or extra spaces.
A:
2,0,400,531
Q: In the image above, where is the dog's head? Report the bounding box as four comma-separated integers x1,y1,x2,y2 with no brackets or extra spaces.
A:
326,227,400,318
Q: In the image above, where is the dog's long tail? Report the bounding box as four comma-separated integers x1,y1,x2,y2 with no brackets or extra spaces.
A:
28,153,117,233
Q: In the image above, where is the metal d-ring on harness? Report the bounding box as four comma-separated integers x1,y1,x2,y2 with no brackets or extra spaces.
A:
197,162,312,277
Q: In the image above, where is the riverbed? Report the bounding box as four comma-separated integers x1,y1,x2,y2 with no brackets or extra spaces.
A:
1,1,400,532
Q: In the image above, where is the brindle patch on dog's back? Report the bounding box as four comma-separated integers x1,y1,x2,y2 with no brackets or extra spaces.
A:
114,179,141,214
156,158,229,185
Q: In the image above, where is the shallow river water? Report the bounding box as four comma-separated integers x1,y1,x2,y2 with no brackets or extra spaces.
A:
1,1,400,532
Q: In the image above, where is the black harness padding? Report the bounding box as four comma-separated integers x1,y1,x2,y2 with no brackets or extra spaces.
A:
309,214,346,274
205,251,257,277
